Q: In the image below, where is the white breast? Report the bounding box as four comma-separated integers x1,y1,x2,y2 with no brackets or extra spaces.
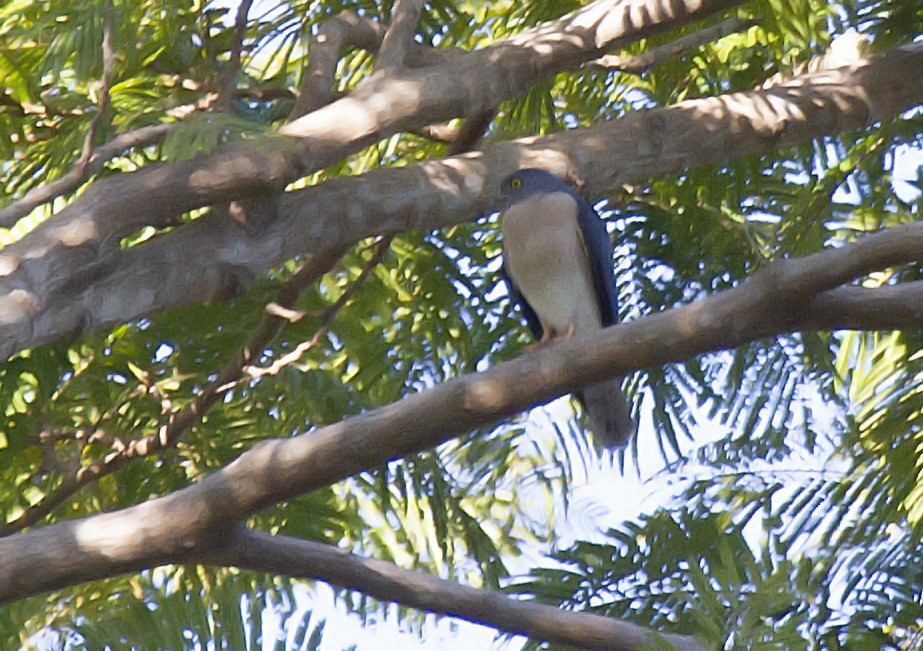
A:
501,192,601,336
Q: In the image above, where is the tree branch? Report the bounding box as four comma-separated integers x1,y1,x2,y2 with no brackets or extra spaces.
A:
0,120,183,228
205,527,707,651
1,220,922,603
292,10,461,118
245,237,392,378
375,0,424,74
74,0,115,171
411,110,499,153
800,281,923,331
214,0,253,113
293,12,382,118
447,109,499,156
585,16,758,74
3,41,921,359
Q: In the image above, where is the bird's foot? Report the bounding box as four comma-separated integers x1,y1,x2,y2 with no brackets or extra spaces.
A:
524,323,576,352
523,334,551,353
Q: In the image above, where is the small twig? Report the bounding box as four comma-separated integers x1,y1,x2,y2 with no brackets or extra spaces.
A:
242,329,327,381
375,0,424,74
215,0,253,113
72,0,116,173
585,16,758,74
86,428,124,450
410,123,460,143
245,236,392,378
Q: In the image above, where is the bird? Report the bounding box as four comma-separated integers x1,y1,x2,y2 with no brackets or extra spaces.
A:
495,168,634,448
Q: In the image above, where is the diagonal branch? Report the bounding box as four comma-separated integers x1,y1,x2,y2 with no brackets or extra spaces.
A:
1,219,922,602
215,0,254,113
447,109,499,155
207,527,707,651
411,110,499,153
245,236,392,378
0,118,200,228
375,0,424,74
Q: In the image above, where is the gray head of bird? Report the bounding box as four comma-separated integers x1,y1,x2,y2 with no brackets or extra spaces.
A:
494,168,573,212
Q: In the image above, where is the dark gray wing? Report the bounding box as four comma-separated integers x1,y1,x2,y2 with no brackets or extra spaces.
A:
500,263,544,341
573,194,618,327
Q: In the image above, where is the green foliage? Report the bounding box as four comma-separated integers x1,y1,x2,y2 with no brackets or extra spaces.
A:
1,0,922,648
23,568,328,651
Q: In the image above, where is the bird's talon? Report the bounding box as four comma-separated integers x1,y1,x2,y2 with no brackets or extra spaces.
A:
524,328,558,352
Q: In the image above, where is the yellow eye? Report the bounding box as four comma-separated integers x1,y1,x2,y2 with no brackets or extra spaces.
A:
510,178,522,189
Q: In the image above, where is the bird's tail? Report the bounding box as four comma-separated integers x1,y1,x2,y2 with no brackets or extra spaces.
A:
578,379,634,448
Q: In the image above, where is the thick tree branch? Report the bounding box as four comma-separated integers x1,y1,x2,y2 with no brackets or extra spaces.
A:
1,220,921,603
205,527,706,651
2,41,921,359
292,12,375,118
279,0,747,139
800,282,923,331
0,0,744,340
